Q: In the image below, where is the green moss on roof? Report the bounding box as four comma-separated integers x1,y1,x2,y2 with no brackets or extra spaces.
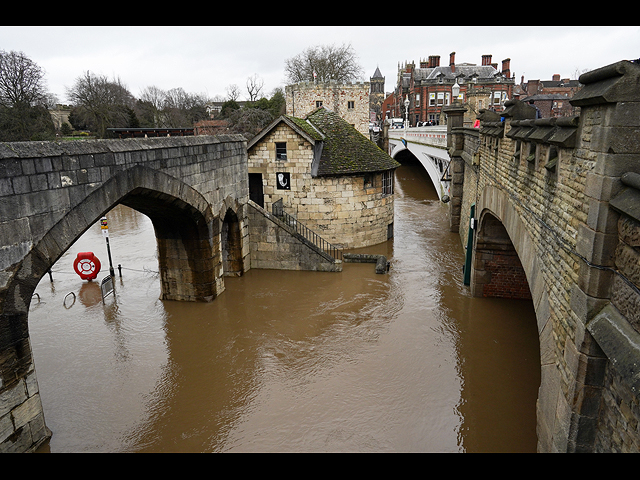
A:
304,107,400,176
284,115,324,141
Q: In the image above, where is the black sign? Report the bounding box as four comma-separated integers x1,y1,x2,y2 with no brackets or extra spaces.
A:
276,172,290,190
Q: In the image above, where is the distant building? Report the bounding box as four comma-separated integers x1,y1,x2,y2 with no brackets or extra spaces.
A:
285,81,371,136
389,53,515,126
514,74,582,117
247,106,400,248
369,67,386,124
194,119,230,135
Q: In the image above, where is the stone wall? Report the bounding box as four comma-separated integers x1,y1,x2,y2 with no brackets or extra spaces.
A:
285,81,371,136
248,122,394,249
447,60,640,453
247,200,341,272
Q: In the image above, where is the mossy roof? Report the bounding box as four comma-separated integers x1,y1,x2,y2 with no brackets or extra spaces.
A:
303,107,400,176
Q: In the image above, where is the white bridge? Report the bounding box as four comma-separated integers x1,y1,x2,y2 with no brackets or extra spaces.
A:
387,126,451,201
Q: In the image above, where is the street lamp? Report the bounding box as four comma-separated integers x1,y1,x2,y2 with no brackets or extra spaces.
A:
404,95,410,131
452,80,460,104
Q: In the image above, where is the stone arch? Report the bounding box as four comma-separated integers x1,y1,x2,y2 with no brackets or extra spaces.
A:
472,185,551,334
4,164,223,323
219,196,245,277
471,184,557,451
0,164,226,452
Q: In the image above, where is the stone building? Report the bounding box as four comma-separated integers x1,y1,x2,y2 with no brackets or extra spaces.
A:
247,106,400,249
369,67,386,123
285,81,371,136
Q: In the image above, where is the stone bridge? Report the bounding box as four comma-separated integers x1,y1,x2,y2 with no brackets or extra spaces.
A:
442,60,640,452
0,135,252,452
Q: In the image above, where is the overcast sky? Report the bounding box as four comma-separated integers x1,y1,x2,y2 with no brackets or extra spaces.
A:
1,25,638,104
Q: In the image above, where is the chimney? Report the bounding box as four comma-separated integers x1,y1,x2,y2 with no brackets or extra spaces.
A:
450,52,456,73
420,58,428,68
428,55,440,68
502,58,511,78
552,74,560,82
482,54,492,66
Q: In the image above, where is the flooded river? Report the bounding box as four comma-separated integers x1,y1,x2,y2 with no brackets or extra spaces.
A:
30,162,540,452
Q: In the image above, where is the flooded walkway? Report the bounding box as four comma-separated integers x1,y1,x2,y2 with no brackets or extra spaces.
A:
31,162,540,452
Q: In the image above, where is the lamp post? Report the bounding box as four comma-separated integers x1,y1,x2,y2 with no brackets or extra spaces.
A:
452,80,460,105
404,95,410,133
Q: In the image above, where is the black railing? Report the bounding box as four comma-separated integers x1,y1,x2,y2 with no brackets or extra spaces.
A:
272,199,343,262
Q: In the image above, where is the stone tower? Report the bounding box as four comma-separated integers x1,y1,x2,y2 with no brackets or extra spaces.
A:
370,66,385,123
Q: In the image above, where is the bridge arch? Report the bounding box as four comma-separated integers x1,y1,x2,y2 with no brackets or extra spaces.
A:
471,184,551,334
219,196,246,277
388,136,451,201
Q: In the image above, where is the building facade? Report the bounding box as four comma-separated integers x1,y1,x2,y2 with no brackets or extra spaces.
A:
285,81,371,136
389,53,515,126
247,107,400,249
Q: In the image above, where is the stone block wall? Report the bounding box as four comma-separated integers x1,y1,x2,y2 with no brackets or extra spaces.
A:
247,200,341,272
248,122,394,249
285,81,371,136
448,60,640,453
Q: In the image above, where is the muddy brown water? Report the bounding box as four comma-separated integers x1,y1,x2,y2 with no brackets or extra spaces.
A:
30,162,540,452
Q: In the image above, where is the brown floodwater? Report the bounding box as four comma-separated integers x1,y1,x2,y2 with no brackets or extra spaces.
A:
30,162,540,452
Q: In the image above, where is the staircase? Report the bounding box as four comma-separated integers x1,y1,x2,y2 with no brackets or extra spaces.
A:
271,199,343,262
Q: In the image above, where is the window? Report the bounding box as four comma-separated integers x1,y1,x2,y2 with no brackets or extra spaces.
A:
429,93,436,106
276,142,287,160
348,101,355,109
316,100,323,108
415,94,420,107
364,174,374,189
437,92,444,106
382,170,394,195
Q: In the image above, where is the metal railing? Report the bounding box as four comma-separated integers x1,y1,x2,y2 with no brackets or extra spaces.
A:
272,199,343,262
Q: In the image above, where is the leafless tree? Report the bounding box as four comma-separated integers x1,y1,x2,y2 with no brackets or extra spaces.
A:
226,84,241,101
246,73,264,102
0,50,48,107
284,43,364,84
65,71,136,137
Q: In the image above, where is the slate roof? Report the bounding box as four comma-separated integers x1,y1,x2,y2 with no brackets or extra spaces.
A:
305,107,400,176
405,64,504,86
248,106,400,177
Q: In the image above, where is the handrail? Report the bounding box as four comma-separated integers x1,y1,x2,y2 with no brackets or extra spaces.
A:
272,199,343,262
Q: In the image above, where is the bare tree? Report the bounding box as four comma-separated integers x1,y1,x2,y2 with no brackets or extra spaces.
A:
246,73,264,102
65,71,136,137
0,50,55,141
284,43,364,84
0,50,48,107
226,84,241,101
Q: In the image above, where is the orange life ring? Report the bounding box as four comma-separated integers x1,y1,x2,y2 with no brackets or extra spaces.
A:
73,252,101,281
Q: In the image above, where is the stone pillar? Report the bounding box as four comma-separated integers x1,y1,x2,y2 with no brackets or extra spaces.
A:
563,60,640,452
443,103,467,232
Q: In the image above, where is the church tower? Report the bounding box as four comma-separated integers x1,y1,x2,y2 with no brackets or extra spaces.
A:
370,66,385,123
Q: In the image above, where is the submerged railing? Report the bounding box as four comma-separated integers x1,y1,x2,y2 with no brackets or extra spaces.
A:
272,199,343,262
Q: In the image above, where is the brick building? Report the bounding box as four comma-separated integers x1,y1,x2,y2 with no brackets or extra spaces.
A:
387,53,515,126
515,74,582,117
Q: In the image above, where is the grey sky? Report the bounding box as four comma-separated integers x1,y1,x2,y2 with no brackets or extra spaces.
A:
1,25,638,104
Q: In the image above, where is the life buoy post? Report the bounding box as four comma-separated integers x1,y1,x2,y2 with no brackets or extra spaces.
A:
73,252,101,281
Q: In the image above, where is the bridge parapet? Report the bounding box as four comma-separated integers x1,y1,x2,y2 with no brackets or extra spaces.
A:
448,59,640,453
388,125,447,149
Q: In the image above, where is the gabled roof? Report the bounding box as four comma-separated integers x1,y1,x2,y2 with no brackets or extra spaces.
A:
247,115,323,150
248,107,400,177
